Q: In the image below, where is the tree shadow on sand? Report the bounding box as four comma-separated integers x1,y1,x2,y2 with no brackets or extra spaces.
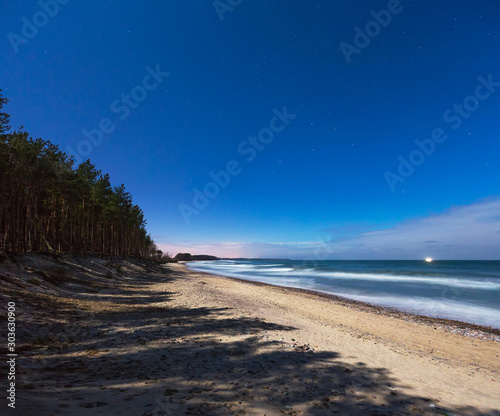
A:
13,266,500,416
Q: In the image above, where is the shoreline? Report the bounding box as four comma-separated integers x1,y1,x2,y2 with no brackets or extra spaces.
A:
178,263,500,413
2,254,499,415
184,263,500,341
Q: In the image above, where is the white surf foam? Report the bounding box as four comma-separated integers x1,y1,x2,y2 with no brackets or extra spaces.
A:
186,261,500,328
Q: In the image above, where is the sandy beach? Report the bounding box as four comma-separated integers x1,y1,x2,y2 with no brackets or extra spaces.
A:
1,255,499,415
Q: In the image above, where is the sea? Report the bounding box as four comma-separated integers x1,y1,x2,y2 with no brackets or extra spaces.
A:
186,259,500,329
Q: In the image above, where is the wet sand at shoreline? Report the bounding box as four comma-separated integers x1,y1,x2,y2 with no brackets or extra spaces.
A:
1,256,498,415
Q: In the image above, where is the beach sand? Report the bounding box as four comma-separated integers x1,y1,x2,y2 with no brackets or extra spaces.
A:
1,256,499,415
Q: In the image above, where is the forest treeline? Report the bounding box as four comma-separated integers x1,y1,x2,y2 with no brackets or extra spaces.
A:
0,91,157,257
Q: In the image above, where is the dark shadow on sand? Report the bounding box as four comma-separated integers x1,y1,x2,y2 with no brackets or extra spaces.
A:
11,264,500,416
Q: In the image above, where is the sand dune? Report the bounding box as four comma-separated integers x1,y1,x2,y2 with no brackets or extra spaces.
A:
1,255,498,415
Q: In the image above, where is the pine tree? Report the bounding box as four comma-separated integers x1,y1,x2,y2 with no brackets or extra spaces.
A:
0,92,156,257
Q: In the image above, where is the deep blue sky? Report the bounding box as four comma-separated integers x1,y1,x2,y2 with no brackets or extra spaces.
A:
2,0,499,258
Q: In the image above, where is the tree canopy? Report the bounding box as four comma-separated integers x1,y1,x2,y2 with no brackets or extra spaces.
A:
0,91,156,256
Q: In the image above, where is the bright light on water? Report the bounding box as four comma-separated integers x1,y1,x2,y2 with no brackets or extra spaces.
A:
187,260,500,328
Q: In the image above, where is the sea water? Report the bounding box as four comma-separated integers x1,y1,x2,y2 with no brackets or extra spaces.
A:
186,260,500,328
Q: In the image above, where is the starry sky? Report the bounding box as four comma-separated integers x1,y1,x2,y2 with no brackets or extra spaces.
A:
2,0,500,259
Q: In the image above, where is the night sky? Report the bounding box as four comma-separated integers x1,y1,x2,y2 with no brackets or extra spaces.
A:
2,0,499,259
